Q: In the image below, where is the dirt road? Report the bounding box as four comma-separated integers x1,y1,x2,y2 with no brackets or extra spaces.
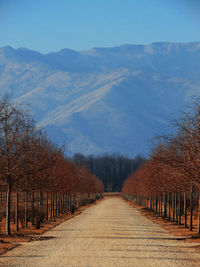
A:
0,197,200,267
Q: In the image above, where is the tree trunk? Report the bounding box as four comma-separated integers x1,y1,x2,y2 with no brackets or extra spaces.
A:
55,194,57,217
65,194,67,212
156,197,158,216
172,192,175,222
175,192,178,223
63,195,65,213
53,193,55,218
150,196,152,211
178,194,181,225
46,192,48,221
31,189,35,225
24,189,28,228
40,191,43,221
158,196,161,216
58,195,60,215
198,193,200,234
184,192,187,228
160,195,163,216
60,195,62,214
6,183,11,235
68,195,71,213
50,192,53,219
168,192,171,221
190,187,193,231
15,187,19,231
164,192,167,218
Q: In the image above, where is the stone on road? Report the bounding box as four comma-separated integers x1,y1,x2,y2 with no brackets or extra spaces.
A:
0,198,200,267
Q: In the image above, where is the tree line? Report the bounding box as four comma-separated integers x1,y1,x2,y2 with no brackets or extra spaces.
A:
72,153,145,192
0,95,104,235
123,100,200,233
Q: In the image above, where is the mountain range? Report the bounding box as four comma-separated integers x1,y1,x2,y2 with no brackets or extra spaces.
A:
0,42,200,157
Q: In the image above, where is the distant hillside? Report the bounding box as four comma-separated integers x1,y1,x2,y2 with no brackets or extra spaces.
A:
0,42,200,156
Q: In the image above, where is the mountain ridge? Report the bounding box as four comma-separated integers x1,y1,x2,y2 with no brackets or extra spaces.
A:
0,42,200,156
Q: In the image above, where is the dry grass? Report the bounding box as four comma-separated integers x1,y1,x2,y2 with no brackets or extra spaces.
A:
0,240,17,255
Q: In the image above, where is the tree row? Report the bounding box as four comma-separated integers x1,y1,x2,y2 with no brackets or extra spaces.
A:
72,153,145,192
122,100,200,233
0,95,104,235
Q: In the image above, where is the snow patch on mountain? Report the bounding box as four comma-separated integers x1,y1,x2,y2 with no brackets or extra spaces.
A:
0,43,200,156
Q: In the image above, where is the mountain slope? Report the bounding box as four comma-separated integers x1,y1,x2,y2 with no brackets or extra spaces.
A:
0,43,200,156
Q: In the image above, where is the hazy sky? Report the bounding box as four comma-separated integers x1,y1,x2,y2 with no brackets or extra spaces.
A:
0,0,200,53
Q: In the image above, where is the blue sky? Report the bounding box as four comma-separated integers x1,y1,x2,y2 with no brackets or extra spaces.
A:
0,0,200,53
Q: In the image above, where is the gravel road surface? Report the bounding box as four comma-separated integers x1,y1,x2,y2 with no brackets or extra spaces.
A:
0,197,200,267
